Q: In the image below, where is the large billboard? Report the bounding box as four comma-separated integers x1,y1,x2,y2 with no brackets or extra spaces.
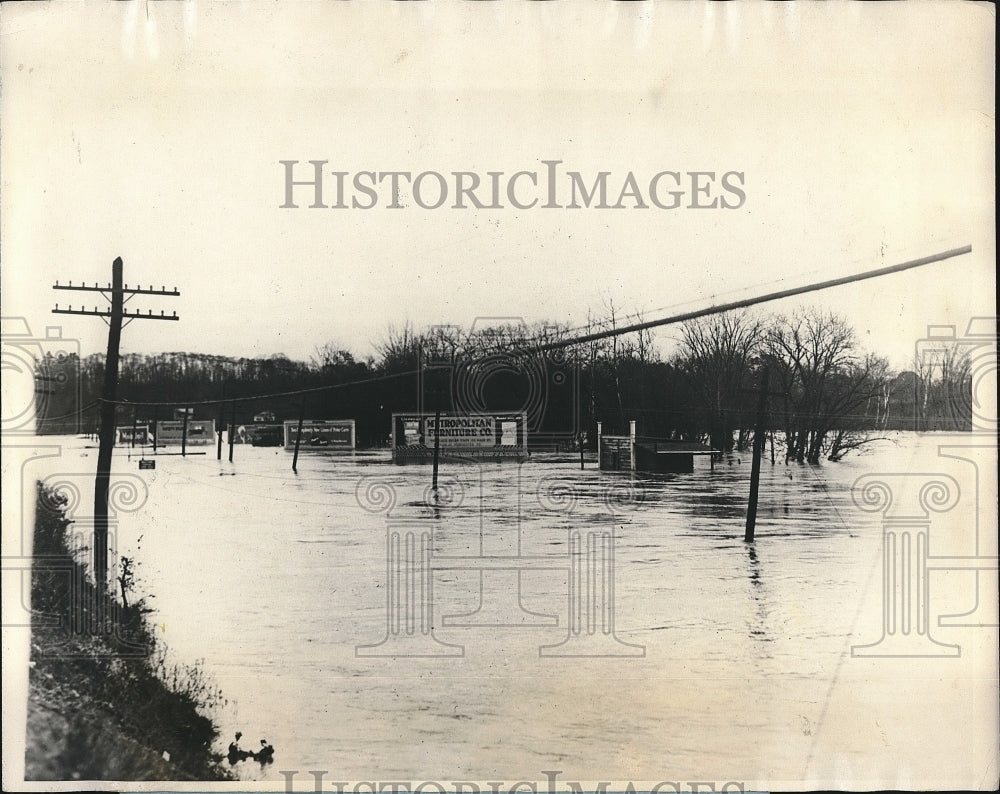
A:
391,412,528,463
155,419,216,446
117,426,151,445
283,419,356,450
228,424,284,446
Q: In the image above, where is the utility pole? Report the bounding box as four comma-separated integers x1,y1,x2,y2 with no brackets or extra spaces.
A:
216,399,225,461
431,410,441,492
292,402,305,473
228,400,237,463
130,409,137,459
745,365,769,543
53,257,179,613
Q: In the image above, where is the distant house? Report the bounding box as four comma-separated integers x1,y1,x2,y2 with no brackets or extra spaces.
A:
253,411,276,423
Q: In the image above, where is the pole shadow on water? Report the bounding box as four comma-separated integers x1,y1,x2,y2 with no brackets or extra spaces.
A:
746,542,772,648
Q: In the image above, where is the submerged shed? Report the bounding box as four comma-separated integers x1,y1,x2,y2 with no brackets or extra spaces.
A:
598,421,714,473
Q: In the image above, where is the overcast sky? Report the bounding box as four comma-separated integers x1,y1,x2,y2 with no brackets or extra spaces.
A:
2,1,994,371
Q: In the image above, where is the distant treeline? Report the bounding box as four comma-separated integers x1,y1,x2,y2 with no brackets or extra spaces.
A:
35,306,972,462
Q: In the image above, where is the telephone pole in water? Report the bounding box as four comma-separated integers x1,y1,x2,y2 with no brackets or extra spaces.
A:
744,365,770,543
53,257,179,612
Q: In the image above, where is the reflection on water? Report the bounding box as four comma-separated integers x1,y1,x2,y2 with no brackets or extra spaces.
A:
22,433,994,783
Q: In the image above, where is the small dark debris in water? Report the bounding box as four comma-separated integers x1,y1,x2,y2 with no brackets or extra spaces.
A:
227,733,275,765
218,472,237,477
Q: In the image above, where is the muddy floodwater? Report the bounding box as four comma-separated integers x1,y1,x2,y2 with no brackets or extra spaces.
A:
23,433,998,788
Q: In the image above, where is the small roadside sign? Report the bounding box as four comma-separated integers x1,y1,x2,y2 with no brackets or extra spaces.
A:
138,459,156,470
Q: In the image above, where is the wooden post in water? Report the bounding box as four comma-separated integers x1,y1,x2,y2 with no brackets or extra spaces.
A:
580,435,585,470
131,409,138,455
152,405,158,454
216,400,225,461
228,401,236,463
629,420,637,472
745,366,769,543
431,410,441,491
596,421,603,468
181,408,189,458
292,404,305,473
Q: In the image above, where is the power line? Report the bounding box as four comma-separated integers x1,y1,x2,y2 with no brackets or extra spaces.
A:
530,245,972,352
87,244,971,413
99,366,421,408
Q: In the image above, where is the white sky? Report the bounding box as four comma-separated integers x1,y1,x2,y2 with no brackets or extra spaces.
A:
1,1,995,370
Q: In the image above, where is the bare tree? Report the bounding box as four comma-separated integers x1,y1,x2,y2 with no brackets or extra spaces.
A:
678,308,764,451
311,342,358,371
765,307,890,462
913,340,974,431
375,321,426,373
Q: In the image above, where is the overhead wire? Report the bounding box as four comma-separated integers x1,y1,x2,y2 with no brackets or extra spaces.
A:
85,244,970,410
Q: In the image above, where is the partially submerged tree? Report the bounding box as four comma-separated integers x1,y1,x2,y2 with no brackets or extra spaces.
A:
764,307,890,463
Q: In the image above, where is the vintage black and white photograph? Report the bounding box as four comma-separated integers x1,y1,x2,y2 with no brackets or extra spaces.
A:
1,2,996,791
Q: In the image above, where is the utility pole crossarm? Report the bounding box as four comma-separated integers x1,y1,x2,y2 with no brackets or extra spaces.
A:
54,283,180,296
52,307,179,320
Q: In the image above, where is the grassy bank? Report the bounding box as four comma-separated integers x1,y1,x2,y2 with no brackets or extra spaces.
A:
26,483,232,781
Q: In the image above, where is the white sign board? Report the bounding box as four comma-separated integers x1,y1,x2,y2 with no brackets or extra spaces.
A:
425,415,496,447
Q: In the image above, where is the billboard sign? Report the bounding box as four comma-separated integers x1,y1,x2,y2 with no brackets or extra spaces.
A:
229,424,284,445
117,426,151,445
283,420,356,450
391,412,528,463
155,419,216,446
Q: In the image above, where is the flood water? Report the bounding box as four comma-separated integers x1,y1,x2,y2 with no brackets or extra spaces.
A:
21,433,998,788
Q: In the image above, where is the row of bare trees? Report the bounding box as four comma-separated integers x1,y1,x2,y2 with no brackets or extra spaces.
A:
676,306,975,462
34,305,974,460
371,306,896,461
677,307,892,462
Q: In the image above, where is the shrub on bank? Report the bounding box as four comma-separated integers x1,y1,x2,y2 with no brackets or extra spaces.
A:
27,483,231,781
